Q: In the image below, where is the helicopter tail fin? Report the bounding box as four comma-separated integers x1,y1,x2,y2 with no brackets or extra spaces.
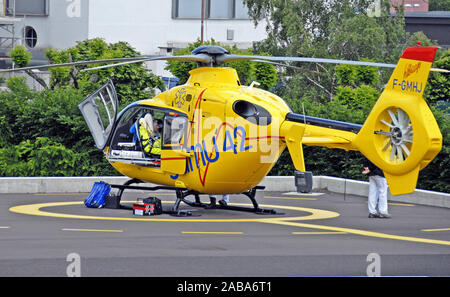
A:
352,46,442,195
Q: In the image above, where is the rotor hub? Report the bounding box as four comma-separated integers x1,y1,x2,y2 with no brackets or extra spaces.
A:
191,45,230,66
390,127,403,145
191,45,229,55
376,107,413,164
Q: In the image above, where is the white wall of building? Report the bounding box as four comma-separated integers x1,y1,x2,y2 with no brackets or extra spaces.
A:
41,0,89,49
87,0,267,76
0,0,89,59
1,0,267,77
88,0,266,54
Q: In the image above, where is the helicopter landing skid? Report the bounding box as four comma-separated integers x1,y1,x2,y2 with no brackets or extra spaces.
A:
107,178,194,216
172,186,283,216
107,179,282,216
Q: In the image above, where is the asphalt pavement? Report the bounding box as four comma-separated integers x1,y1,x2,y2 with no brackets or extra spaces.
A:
0,189,449,277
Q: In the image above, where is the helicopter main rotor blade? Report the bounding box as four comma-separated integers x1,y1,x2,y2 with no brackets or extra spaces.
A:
0,56,154,74
82,54,213,71
430,68,450,73
250,59,323,74
80,58,149,71
218,54,450,73
0,54,213,74
216,54,397,69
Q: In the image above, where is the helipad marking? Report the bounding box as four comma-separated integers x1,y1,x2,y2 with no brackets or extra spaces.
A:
292,231,347,235
8,200,339,222
62,228,123,233
389,202,415,207
11,199,449,246
422,228,450,232
261,220,450,246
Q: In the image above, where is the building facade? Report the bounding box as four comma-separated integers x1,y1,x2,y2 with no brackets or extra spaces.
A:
390,0,429,12
0,0,267,77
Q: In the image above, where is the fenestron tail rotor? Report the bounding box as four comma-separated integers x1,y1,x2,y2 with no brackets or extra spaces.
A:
376,107,413,164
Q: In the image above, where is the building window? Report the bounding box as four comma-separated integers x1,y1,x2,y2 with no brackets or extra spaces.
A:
24,26,37,48
209,0,232,18
174,0,202,18
6,0,48,16
234,0,250,19
173,0,250,19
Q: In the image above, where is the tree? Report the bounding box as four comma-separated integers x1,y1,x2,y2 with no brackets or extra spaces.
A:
244,0,409,102
426,49,450,105
44,38,165,107
429,0,450,10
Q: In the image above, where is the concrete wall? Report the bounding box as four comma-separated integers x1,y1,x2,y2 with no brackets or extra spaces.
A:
1,175,448,209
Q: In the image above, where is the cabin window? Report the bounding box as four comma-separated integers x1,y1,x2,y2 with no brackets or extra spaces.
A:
163,114,189,151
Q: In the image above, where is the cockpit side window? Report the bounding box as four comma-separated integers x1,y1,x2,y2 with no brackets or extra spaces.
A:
163,114,188,151
109,107,163,160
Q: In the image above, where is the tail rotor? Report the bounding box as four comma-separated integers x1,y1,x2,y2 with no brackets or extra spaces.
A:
375,107,413,164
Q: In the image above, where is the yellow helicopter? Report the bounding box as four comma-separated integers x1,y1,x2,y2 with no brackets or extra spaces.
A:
1,44,445,215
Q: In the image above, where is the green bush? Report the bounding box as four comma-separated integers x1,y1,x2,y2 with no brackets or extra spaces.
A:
426,49,450,105
0,76,118,177
9,45,32,68
45,38,165,105
0,137,81,176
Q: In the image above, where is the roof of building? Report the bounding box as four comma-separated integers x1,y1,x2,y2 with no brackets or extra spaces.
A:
404,11,450,18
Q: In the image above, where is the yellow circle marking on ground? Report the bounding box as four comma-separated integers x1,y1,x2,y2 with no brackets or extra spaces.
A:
9,200,450,246
9,200,339,223
261,219,450,246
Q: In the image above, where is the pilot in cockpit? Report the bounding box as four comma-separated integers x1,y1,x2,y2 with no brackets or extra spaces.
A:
138,114,161,158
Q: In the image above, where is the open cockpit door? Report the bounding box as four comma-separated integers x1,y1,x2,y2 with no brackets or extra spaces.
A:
78,80,118,150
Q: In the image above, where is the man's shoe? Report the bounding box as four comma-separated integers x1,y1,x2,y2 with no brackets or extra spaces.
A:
368,213,379,218
379,213,391,219
218,199,228,207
